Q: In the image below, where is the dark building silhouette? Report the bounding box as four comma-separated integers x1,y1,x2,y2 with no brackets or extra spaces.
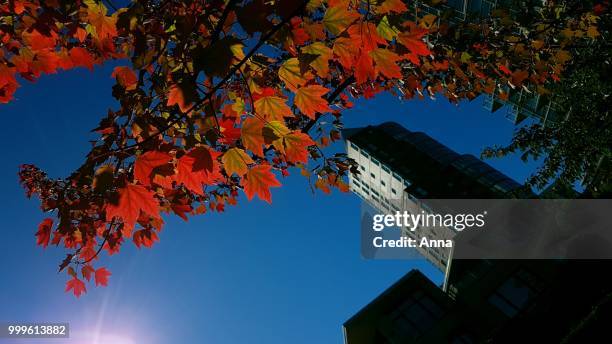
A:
343,260,612,343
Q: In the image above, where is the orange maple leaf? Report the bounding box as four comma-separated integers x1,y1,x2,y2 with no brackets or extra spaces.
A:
105,184,161,233
241,165,281,203
376,0,408,14
273,131,316,163
254,94,293,122
222,148,254,177
323,5,359,35
241,117,266,156
347,22,386,53
370,48,402,79
333,37,359,69
84,0,117,40
294,85,332,119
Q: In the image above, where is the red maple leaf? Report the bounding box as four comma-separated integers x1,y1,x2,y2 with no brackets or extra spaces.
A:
111,66,138,90
134,151,173,186
294,85,332,119
69,47,95,70
65,277,87,298
35,218,53,248
175,147,222,195
133,229,159,248
105,184,161,233
81,265,95,281
94,267,111,287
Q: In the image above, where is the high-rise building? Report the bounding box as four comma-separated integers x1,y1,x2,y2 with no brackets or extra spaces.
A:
343,122,526,274
343,260,612,343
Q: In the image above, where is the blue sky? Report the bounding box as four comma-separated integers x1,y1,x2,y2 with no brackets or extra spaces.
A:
0,62,537,343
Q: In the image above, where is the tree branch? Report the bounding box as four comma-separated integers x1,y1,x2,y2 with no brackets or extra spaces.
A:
211,0,238,44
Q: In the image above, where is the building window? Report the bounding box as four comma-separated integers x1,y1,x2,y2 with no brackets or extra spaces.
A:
392,188,397,195
382,165,390,173
362,151,370,158
362,184,370,190
360,165,365,172
370,173,376,179
389,290,445,339
381,180,386,187
372,158,380,166
350,142,359,151
372,189,380,197
488,268,543,318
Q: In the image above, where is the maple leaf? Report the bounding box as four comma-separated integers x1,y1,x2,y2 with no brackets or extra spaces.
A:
84,0,117,39
171,203,192,221
241,117,265,156
35,218,53,248
279,58,312,91
294,85,331,119
175,146,221,195
81,265,95,281
241,165,281,203
69,47,95,70
354,52,376,84
167,84,193,113
272,131,316,164
323,5,359,35
219,119,242,144
348,22,386,53
65,277,87,298
370,48,402,79
222,148,254,177
75,27,88,42
133,229,159,248
301,42,332,77
134,151,173,186
0,66,18,103
333,37,359,69
105,184,161,232
397,24,431,60
94,267,111,287
376,0,408,14
254,94,293,122
23,30,57,51
111,66,138,90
